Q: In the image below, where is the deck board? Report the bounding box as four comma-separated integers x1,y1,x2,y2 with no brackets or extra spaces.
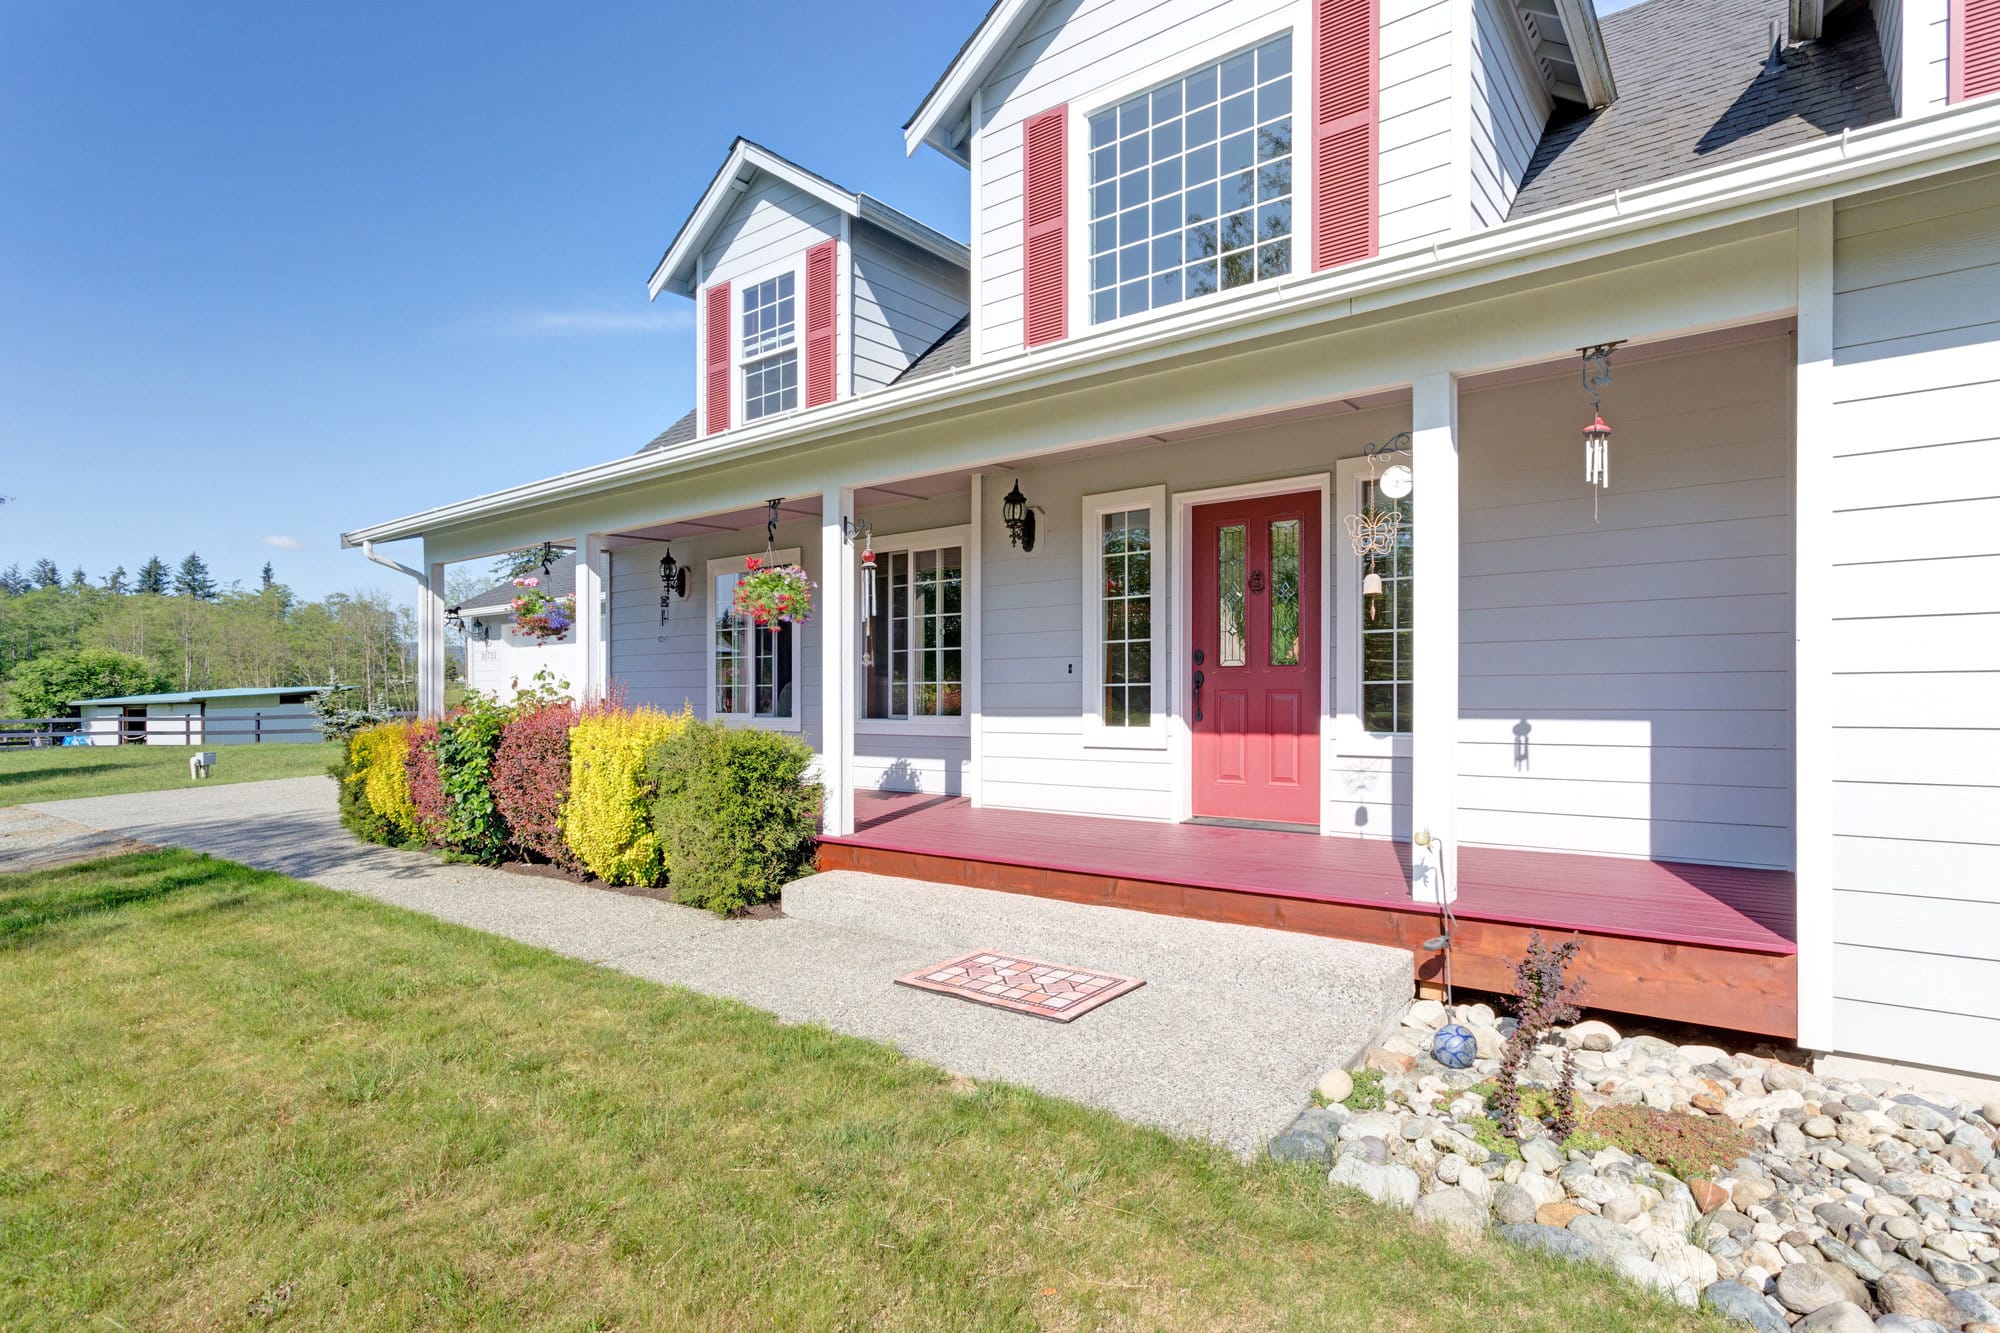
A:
838,793,1795,955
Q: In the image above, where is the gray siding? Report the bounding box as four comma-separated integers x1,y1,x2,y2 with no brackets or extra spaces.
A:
1469,0,1549,228
850,221,970,394
1872,0,1903,112
1827,165,2000,1076
972,0,1457,358
698,175,841,287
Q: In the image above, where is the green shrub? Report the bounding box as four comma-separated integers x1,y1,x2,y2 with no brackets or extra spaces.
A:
560,705,689,885
648,720,822,915
433,694,515,863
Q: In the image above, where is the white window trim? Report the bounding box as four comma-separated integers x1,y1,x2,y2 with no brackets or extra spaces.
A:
1064,11,1312,341
705,547,805,732
732,254,810,428
1081,484,1168,749
854,522,974,738
1334,456,1412,760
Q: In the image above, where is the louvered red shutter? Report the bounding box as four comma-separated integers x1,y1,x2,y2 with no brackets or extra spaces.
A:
1952,0,2000,100
704,282,731,434
805,239,838,407
1312,0,1378,271
1022,105,1068,347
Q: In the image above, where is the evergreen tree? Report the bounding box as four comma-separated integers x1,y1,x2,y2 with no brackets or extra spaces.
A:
261,561,275,590
172,552,218,600
30,558,61,589
68,565,87,588
102,565,127,594
0,564,24,596
135,556,170,596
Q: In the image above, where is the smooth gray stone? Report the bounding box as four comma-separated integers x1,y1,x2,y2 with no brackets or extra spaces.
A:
1494,1223,1611,1266
1775,1262,1849,1315
1870,1318,1952,1333
1949,1286,2000,1324
1567,1213,1647,1260
1492,1182,1539,1226
1817,1233,1885,1282
1700,1279,1789,1333
1791,1300,1873,1332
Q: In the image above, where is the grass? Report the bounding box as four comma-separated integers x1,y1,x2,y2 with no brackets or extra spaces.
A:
0,741,341,806
0,852,1725,1331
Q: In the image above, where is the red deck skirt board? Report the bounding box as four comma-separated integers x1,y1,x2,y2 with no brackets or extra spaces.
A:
825,793,1798,1038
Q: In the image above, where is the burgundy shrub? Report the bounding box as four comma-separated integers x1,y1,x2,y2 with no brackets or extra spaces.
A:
491,698,580,869
404,718,449,845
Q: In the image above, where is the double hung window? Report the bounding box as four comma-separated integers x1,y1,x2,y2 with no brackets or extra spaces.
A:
741,272,798,422
1087,33,1295,325
708,551,801,728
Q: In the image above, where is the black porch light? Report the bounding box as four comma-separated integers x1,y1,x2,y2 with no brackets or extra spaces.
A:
1001,479,1037,553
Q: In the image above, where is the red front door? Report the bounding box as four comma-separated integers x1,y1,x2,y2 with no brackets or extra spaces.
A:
1191,491,1321,826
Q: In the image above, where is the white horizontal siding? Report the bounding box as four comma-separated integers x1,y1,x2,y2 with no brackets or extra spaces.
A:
971,0,1456,357
465,630,583,702
849,222,969,394
1872,0,1903,113
1448,335,1796,866
1468,0,1548,228
1826,164,2000,1071
699,176,840,287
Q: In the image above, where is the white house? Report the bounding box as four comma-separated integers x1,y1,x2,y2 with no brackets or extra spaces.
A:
347,0,2000,1079
74,686,326,745
453,555,585,700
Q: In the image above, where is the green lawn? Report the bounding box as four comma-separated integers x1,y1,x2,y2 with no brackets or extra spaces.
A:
0,741,341,806
0,852,1722,1331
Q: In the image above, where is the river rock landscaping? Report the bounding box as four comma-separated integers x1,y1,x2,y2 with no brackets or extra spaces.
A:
1273,998,2000,1331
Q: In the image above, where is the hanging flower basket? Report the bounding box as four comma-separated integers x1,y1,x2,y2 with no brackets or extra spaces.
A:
733,556,815,626
510,576,576,641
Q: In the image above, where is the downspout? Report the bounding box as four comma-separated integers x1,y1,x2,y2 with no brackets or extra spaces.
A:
362,541,435,717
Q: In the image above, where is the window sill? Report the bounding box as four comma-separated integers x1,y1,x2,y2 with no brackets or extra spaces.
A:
855,717,970,739
709,711,802,734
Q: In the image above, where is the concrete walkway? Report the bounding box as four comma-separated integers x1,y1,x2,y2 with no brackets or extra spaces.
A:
15,777,1410,1154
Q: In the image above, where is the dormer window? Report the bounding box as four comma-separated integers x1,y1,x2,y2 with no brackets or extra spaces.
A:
1087,34,1294,325
741,272,799,421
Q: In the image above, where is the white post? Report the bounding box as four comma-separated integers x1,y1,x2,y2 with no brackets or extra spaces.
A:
419,551,447,719
966,472,985,807
576,532,611,701
1410,371,1460,905
1793,203,1837,1052
820,487,857,836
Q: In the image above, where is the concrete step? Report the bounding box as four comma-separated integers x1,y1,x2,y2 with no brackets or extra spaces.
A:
784,869,1413,1054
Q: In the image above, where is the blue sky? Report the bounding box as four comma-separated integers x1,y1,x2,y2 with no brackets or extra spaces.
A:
0,1,980,598
3,0,1653,600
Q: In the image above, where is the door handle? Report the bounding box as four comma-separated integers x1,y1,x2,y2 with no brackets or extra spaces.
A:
1192,668,1205,722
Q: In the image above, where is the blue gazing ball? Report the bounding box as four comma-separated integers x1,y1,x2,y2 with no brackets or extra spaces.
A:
1430,1024,1478,1070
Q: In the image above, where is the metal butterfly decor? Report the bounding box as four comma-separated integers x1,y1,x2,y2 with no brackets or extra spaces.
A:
1343,507,1401,561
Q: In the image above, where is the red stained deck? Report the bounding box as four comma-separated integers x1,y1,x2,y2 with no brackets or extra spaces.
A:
820,793,1798,1038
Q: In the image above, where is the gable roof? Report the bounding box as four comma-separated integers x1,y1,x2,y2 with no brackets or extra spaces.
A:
891,315,972,385
648,138,968,299
1508,0,1895,218
637,407,698,454
905,0,1616,160
454,555,578,617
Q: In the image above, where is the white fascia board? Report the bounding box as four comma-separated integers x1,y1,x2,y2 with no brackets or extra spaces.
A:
1554,0,1618,108
854,196,971,267
902,0,1038,160
648,143,863,300
345,99,2000,549
1790,0,1825,41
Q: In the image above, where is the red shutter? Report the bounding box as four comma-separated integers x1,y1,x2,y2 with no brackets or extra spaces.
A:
704,281,731,434
1312,0,1378,271
1022,105,1068,347
805,238,838,407
1953,0,2000,100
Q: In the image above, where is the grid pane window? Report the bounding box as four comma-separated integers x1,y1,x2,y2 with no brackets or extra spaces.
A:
1100,509,1153,726
714,570,795,720
741,273,799,422
864,546,963,719
1359,481,1413,733
1087,33,1293,324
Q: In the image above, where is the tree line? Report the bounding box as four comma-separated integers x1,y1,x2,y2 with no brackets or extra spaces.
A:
0,551,421,717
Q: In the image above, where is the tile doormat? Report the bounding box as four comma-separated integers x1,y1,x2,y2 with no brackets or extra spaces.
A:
895,951,1144,1022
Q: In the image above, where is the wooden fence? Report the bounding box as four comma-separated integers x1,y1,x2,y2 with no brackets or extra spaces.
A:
0,714,413,747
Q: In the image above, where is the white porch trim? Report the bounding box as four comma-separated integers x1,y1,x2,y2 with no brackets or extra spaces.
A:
821,489,857,837
1409,372,1460,906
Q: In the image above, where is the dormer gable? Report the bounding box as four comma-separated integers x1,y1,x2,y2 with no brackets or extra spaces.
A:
648,139,969,437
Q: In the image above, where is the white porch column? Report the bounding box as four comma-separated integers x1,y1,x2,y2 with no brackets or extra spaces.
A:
1410,371,1460,905
418,550,447,719
1793,202,1837,1052
575,532,611,701
820,487,857,837
966,472,985,808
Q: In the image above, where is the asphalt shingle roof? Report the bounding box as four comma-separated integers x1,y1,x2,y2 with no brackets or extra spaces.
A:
891,315,973,386
456,554,578,615
1509,0,1895,219
637,407,697,454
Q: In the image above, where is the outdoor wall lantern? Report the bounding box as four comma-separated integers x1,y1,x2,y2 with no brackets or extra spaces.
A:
1001,479,1037,553
658,547,687,623
471,619,490,643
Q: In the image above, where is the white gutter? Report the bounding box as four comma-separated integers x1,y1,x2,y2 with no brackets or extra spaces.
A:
345,98,2000,549
361,540,426,586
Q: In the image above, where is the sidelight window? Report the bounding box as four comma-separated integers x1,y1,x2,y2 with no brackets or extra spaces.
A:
1082,486,1167,746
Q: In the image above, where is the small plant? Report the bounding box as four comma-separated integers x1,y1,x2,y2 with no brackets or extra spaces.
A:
1492,931,1587,1142
1581,1104,1750,1180
510,576,575,641
1341,1068,1386,1112
732,557,815,625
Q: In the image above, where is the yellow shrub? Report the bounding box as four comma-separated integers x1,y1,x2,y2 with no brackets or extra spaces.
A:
346,721,417,840
560,705,690,885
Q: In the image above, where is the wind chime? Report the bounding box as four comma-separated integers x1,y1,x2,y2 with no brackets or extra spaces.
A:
1344,431,1412,622
655,545,686,641
1578,341,1624,522
844,516,876,667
